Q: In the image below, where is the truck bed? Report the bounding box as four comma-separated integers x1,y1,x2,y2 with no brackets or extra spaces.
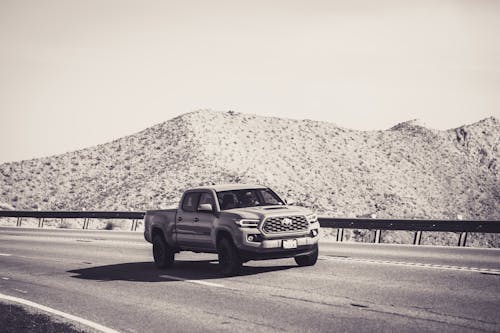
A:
144,209,177,243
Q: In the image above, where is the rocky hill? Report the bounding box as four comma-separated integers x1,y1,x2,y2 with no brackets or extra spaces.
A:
0,110,498,244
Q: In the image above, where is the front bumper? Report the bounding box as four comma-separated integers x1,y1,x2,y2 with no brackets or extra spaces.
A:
239,244,318,261
235,222,320,261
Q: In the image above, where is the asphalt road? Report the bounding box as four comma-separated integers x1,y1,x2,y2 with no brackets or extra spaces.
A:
0,227,499,333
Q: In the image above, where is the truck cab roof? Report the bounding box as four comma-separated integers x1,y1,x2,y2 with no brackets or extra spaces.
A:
187,184,267,192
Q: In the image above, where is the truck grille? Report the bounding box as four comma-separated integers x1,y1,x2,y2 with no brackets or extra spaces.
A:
262,215,308,233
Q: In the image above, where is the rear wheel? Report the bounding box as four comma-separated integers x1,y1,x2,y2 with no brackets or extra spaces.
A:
294,244,318,267
217,237,242,276
153,234,175,269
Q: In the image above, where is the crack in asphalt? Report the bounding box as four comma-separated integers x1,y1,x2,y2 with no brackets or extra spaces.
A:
268,293,498,333
201,309,288,332
409,306,499,326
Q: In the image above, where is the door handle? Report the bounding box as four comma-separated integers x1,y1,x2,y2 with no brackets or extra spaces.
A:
194,217,199,222
178,217,183,221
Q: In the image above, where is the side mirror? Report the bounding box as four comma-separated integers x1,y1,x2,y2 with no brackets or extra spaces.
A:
198,203,213,213
284,198,295,206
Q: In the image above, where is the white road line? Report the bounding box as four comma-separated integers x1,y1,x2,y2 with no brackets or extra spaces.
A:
160,274,225,288
0,293,120,333
319,256,500,275
1,277,10,280
13,289,28,294
0,253,12,256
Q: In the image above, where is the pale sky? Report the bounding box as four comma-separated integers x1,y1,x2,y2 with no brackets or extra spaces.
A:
1,0,499,163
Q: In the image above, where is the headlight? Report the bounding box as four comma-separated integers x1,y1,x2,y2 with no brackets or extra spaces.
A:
306,214,318,223
234,219,260,227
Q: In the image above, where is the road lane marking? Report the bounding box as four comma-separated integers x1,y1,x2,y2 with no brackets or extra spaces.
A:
0,293,120,333
0,253,12,256
319,256,500,275
1,277,10,280
160,274,225,288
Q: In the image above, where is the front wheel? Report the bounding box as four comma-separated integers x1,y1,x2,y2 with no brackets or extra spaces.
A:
294,244,318,267
153,234,175,269
217,237,242,276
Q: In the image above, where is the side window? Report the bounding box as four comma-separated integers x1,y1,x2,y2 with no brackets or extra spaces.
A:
217,191,238,210
197,192,215,211
182,192,201,212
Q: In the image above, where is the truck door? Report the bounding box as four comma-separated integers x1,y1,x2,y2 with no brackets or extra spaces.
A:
176,191,201,248
192,191,218,250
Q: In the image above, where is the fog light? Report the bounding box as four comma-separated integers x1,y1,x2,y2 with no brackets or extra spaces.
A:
247,235,254,242
311,229,318,237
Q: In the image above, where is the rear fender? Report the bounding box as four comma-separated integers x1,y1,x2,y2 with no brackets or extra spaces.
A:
145,211,177,247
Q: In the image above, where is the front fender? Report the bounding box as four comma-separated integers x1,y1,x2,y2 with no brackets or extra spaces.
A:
213,225,238,247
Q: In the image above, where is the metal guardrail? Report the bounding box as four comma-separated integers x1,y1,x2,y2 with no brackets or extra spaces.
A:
318,217,500,232
0,211,499,246
0,211,145,219
0,210,145,231
318,217,500,246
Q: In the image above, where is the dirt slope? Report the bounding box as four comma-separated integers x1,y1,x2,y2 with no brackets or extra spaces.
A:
0,110,498,221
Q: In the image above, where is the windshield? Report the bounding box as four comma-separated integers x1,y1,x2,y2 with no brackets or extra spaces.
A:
217,188,285,210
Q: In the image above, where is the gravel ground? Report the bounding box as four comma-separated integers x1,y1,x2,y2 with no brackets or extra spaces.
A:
0,301,90,333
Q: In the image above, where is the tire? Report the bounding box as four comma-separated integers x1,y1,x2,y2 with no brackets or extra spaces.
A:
217,237,242,276
294,244,318,267
152,234,175,269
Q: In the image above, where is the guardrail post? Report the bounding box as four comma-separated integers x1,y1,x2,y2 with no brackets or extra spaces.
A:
130,220,136,231
458,232,468,247
38,218,42,228
374,230,381,243
413,231,422,245
336,228,344,242
82,218,89,229
16,217,22,227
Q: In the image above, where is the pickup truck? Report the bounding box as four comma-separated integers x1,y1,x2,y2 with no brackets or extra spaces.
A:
144,184,320,276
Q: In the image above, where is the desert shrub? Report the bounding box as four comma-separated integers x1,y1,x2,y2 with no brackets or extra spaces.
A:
58,220,72,229
103,221,115,230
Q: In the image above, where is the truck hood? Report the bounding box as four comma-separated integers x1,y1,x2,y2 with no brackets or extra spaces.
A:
225,205,312,220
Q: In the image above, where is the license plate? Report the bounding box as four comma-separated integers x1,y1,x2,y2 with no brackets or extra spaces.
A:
282,239,298,249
